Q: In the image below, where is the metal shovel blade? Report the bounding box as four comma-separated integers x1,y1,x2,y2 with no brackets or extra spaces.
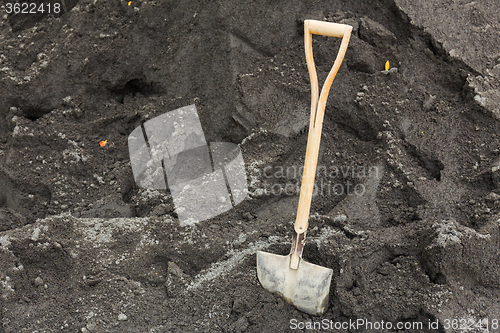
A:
256,251,333,316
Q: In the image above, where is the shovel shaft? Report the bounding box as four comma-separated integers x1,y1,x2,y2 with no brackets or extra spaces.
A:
293,21,352,236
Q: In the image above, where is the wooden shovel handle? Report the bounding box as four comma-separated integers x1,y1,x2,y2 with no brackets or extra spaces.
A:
294,21,352,234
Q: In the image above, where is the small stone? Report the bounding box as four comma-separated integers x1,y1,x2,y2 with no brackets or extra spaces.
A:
31,227,40,241
333,214,347,223
234,233,247,246
232,297,249,314
359,17,397,48
485,192,500,202
118,313,127,321
377,263,394,276
0,231,10,247
230,317,249,333
474,94,486,107
242,212,253,220
12,264,23,271
81,328,89,333
423,95,437,111
34,277,44,286
165,275,177,296
85,276,102,287
167,261,184,278
346,35,379,73
382,67,398,75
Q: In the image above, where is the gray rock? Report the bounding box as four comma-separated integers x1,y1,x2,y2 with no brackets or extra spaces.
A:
230,317,249,333
167,262,185,278
423,94,437,111
86,321,97,331
34,277,44,287
394,0,499,74
423,219,500,288
232,297,249,314
378,262,395,276
333,214,347,224
465,74,500,120
345,35,380,73
118,313,128,321
485,192,500,202
359,17,397,50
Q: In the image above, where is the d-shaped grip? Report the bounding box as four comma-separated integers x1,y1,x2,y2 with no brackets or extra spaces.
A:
305,20,351,38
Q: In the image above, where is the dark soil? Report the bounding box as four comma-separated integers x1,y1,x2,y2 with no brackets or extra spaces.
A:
1,0,500,332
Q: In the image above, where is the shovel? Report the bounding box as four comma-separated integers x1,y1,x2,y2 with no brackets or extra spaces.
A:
256,20,352,316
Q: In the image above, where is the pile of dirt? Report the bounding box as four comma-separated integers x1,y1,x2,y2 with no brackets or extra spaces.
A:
1,0,500,332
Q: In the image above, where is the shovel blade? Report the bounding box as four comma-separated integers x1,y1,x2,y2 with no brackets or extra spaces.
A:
256,251,333,316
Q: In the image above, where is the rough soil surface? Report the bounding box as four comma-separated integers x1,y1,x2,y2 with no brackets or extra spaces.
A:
0,0,500,332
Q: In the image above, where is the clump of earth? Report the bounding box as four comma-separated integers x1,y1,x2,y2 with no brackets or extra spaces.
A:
1,0,500,332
